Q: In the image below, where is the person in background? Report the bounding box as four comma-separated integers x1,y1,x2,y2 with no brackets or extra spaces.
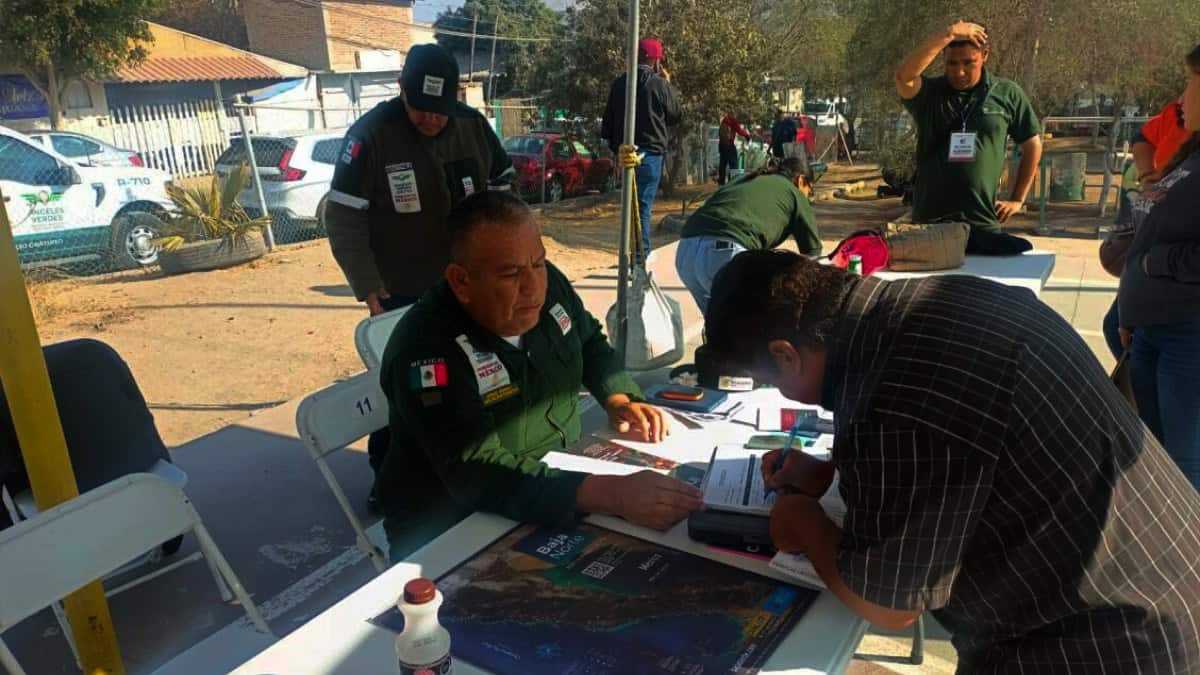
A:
1117,44,1200,489
600,37,682,267
377,191,701,562
717,112,751,185
770,109,798,159
705,249,1200,670
895,21,1043,255
324,44,513,512
1099,94,1190,359
675,158,820,314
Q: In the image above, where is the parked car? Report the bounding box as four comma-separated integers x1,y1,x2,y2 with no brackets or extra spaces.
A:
215,129,346,242
503,133,616,203
1,126,173,272
28,130,144,168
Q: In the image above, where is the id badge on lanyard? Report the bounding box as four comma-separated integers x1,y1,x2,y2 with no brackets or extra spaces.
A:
948,88,986,163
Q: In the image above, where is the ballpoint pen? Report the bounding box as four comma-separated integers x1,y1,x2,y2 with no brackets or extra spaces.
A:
764,415,803,500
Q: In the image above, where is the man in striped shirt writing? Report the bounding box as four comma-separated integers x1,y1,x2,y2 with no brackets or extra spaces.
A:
704,250,1200,672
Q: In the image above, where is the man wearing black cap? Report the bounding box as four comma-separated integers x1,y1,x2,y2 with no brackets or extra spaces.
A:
325,43,513,506
601,37,682,266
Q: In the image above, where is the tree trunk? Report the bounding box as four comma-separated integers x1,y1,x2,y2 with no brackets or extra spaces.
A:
45,63,65,130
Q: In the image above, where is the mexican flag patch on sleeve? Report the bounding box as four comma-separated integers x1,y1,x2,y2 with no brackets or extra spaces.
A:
411,358,448,390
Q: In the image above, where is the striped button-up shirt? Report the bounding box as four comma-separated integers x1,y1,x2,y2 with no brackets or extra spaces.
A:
821,275,1200,673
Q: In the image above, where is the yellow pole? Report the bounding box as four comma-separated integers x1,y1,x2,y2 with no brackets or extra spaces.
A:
0,187,125,673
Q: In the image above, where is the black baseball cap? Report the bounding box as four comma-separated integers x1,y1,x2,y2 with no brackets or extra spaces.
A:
401,44,459,116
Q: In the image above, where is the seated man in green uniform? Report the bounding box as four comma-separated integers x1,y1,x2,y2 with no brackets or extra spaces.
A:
895,21,1043,254
674,157,820,314
378,191,703,562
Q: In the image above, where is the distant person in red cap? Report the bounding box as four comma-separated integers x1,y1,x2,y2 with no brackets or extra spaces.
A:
601,37,682,266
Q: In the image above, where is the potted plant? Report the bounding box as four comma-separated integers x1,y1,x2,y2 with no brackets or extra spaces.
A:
153,163,270,275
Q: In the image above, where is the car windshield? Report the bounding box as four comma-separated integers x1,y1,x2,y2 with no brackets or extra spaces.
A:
216,137,292,167
503,136,547,155
803,102,834,115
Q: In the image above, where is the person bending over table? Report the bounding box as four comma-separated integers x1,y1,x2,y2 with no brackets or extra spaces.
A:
675,157,821,315
703,249,1200,672
377,191,703,563
896,21,1043,255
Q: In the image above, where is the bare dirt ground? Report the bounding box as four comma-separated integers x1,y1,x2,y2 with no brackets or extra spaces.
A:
24,165,1115,447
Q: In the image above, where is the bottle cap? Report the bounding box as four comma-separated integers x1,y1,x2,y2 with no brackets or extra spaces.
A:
403,578,437,604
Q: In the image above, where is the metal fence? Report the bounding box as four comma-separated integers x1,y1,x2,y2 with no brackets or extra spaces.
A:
109,100,233,179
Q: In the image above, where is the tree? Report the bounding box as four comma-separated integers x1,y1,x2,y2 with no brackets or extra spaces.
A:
0,0,165,129
434,0,559,99
153,0,249,50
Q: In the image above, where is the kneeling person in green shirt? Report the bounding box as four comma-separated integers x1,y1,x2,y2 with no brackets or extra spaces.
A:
675,158,820,315
378,190,703,562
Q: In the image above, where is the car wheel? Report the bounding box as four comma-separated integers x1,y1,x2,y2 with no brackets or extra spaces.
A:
109,211,164,271
546,177,564,203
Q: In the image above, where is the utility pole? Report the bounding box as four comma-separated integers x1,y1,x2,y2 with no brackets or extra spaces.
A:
488,11,501,101
469,10,479,83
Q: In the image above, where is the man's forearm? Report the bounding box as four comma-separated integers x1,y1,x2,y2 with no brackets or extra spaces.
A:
576,474,618,514
896,28,954,88
326,204,385,300
1010,137,1043,202
807,517,923,631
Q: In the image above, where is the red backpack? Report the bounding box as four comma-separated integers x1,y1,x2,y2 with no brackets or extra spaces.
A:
829,229,889,275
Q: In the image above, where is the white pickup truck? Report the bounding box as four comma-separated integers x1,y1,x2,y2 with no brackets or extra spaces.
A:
0,126,173,272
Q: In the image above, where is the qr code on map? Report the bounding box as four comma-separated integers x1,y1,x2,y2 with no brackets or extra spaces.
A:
581,561,615,580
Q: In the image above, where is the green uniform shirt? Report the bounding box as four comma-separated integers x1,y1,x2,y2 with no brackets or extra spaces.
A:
680,174,821,255
325,99,512,299
377,262,640,533
903,71,1040,231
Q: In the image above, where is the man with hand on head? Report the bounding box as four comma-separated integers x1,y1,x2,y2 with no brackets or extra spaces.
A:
377,191,702,562
896,21,1042,255
324,43,513,509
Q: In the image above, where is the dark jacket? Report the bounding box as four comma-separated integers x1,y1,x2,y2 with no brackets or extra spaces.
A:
770,117,798,157
600,65,682,155
1118,149,1200,327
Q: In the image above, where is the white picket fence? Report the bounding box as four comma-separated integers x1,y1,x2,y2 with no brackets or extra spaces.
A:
108,99,235,179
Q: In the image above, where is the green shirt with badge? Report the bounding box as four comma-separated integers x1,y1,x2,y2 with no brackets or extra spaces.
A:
325,99,512,299
377,261,640,548
680,173,821,255
903,70,1040,231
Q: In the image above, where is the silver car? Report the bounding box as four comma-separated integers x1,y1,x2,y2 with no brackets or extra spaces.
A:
28,131,144,168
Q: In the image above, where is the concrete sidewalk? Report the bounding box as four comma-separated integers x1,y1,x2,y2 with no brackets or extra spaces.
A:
5,241,702,675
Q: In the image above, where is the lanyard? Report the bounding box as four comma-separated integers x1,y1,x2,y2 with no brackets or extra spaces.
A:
954,82,990,133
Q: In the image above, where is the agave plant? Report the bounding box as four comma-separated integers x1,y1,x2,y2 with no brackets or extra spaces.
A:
153,162,269,252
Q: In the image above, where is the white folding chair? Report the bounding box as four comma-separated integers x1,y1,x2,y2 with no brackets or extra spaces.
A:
0,473,271,675
295,371,390,572
354,305,412,370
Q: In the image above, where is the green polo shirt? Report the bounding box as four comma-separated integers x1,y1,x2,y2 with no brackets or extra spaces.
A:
377,262,640,547
903,70,1040,231
680,173,821,255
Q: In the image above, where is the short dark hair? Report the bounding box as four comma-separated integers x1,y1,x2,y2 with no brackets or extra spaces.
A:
947,24,989,51
747,156,815,184
447,191,534,262
705,250,854,372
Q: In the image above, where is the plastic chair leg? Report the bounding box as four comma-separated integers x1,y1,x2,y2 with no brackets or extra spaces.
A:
191,520,274,636
910,614,925,665
0,637,29,675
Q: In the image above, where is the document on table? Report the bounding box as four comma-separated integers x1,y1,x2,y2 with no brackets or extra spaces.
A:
701,444,777,516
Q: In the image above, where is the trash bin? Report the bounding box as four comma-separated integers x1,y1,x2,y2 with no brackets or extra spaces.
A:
1049,152,1088,202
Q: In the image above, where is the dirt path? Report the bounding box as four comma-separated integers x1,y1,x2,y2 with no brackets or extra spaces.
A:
24,165,1113,447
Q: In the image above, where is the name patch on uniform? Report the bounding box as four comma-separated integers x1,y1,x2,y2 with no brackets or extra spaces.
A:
340,136,362,165
455,335,512,396
549,303,571,335
482,384,520,407
423,75,445,97
410,358,448,390
386,162,421,213
462,176,475,197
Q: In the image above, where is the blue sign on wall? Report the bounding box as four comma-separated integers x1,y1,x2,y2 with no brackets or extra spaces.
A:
0,75,49,120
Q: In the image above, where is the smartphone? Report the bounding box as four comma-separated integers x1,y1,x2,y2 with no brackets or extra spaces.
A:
745,433,816,450
659,385,705,401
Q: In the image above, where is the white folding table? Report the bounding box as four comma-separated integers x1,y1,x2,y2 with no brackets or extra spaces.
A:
232,390,868,674
874,249,1056,298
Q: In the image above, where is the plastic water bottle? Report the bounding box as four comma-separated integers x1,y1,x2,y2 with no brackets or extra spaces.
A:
848,254,863,275
396,578,453,675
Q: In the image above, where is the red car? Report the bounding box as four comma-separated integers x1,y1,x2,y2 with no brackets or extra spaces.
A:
503,133,617,203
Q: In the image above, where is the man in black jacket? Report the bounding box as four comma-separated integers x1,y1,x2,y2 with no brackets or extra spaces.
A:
601,37,682,266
